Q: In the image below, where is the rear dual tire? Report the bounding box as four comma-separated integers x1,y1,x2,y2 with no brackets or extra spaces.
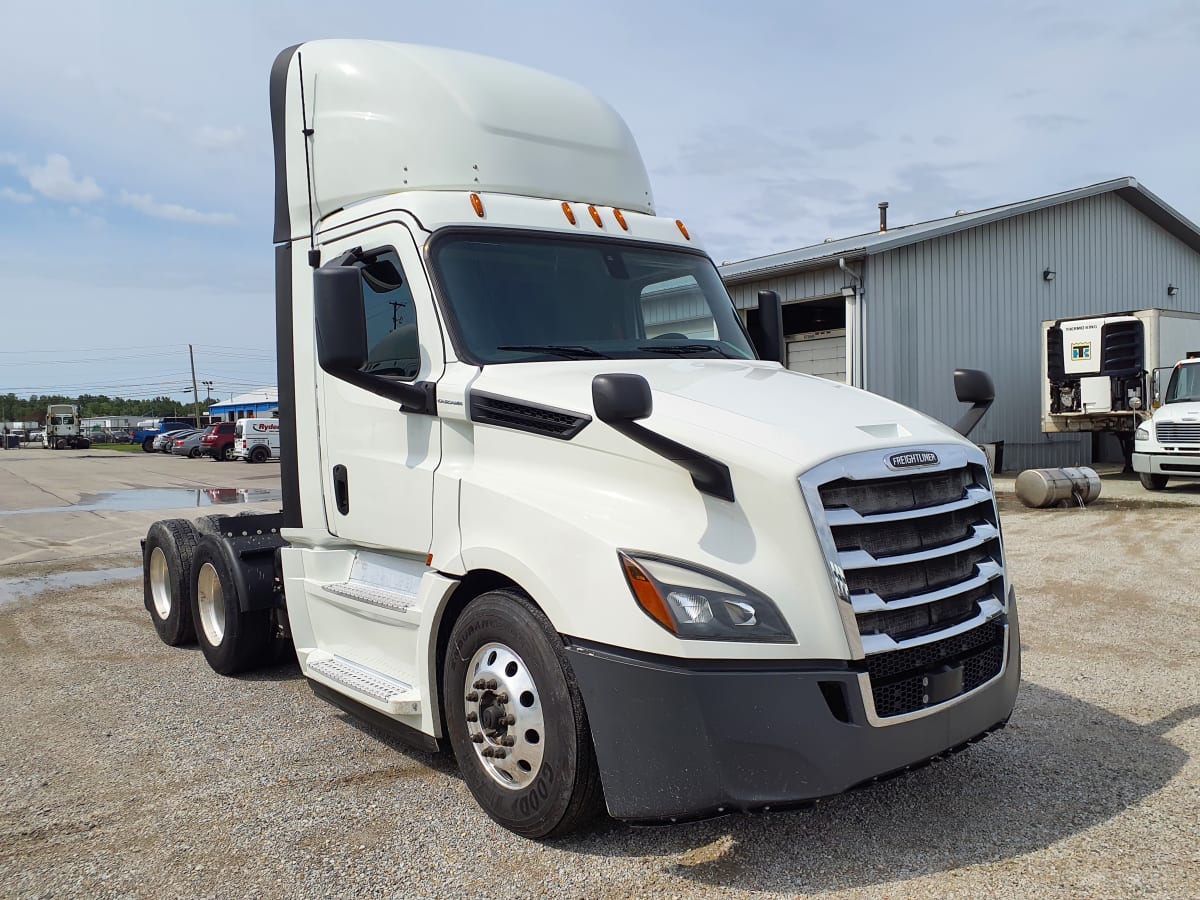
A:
143,519,199,646
190,536,273,675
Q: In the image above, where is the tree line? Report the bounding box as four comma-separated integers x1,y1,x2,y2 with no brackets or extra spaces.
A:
0,393,192,423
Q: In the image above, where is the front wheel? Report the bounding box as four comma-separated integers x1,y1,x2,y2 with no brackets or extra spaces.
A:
189,536,273,675
443,589,604,839
1139,472,1169,491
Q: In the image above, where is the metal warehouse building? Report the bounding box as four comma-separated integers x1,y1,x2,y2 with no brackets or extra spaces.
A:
718,177,1200,471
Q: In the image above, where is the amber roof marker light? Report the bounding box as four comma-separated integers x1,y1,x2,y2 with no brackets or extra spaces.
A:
587,205,604,227
470,193,485,218
612,208,629,231
675,219,690,240
561,202,577,225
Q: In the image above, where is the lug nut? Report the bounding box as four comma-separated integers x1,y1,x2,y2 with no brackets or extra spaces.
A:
481,747,493,757
492,749,506,759
501,736,515,747
465,691,479,702
473,678,486,689
485,678,498,690
501,714,516,726
466,712,478,722
471,734,484,743
494,692,509,704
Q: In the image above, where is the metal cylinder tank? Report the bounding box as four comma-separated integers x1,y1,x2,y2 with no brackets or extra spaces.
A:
1015,467,1102,508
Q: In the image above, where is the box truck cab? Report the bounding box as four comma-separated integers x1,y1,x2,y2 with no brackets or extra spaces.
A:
231,418,281,463
140,41,1018,839
1133,357,1200,489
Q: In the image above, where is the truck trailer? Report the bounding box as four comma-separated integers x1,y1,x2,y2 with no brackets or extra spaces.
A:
1042,308,1200,467
141,40,1019,838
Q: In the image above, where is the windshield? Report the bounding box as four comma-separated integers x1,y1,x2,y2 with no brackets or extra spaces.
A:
1165,363,1200,403
52,415,74,425
430,232,755,364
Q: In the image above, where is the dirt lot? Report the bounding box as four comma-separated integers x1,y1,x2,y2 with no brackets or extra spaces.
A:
0,450,1197,898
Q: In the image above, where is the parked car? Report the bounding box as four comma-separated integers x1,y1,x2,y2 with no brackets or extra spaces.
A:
170,431,208,458
200,422,237,461
152,429,195,452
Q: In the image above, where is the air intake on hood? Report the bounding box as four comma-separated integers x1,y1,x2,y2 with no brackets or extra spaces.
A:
470,392,591,440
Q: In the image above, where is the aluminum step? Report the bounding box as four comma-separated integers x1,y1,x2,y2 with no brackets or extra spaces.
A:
322,580,416,613
307,653,421,716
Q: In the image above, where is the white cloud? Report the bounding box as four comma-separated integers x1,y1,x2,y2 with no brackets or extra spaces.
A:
119,190,236,225
68,205,107,228
193,125,246,151
1,186,34,204
24,153,102,202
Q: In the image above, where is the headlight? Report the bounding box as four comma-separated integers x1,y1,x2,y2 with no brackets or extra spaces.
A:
1135,426,1149,442
618,552,794,643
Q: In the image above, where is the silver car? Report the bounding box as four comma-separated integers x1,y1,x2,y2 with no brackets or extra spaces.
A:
169,430,208,458
153,429,194,452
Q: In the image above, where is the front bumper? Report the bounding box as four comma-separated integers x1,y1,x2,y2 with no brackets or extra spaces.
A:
1133,451,1200,476
568,603,1020,822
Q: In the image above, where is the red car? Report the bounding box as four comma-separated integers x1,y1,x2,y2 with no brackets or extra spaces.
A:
200,422,237,461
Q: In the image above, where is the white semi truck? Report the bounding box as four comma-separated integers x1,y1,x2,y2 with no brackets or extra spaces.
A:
1133,356,1200,489
1042,308,1200,467
42,404,91,450
140,40,1019,838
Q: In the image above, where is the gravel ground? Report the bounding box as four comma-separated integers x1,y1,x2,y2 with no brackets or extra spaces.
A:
1,500,1198,898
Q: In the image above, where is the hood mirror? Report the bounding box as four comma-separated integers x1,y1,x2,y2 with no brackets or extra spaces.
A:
952,368,995,438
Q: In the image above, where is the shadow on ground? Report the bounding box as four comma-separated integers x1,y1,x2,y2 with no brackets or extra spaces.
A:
545,683,1196,894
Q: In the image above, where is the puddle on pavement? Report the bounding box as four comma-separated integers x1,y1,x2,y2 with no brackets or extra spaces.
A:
0,488,282,517
0,567,143,608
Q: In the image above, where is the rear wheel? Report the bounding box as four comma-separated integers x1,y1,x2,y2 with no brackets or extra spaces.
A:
218,444,231,461
190,536,273,675
188,446,201,458
1139,472,1169,491
443,589,604,838
249,445,270,464
142,437,155,452
143,519,198,646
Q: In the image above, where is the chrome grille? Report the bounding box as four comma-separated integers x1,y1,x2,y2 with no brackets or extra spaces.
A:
1155,422,1200,443
801,445,1009,721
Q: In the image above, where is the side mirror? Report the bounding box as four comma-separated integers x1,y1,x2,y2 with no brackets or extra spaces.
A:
314,266,367,373
751,290,786,365
313,265,436,415
592,373,652,422
952,368,995,438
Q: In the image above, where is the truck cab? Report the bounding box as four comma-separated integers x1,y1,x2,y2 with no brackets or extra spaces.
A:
141,40,1018,839
1133,357,1200,489
42,404,90,450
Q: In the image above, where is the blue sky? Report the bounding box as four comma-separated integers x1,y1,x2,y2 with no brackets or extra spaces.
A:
2,0,1198,404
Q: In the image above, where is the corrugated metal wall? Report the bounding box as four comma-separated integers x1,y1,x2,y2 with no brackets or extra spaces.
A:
866,192,1200,469
727,266,846,309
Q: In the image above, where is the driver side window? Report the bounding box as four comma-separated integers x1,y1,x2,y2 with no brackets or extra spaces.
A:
356,248,420,380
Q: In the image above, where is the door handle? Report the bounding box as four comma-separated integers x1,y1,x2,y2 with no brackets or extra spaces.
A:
332,464,350,515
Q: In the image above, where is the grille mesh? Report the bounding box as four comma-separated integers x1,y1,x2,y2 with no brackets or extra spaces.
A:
810,455,1008,719
470,395,590,439
1156,423,1200,443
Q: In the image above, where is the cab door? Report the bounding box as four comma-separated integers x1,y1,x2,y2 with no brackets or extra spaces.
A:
315,222,445,552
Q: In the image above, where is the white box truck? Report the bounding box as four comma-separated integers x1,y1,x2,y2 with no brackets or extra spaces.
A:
140,40,1019,838
1042,308,1200,466
1133,355,1200,489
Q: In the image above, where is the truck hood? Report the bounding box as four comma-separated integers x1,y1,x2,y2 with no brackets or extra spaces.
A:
467,358,968,474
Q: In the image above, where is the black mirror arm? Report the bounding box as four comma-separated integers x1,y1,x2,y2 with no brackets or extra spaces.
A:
953,403,990,439
605,419,735,502
323,365,437,415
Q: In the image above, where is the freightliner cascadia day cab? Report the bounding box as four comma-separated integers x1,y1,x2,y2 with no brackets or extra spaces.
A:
42,404,90,450
140,40,1019,838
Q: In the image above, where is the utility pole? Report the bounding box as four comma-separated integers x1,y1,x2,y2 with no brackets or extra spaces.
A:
189,344,201,425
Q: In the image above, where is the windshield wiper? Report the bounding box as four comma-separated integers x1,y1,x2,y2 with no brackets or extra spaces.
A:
496,344,611,359
637,344,732,358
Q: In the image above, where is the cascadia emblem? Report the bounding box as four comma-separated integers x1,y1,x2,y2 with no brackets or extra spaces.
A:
888,450,939,469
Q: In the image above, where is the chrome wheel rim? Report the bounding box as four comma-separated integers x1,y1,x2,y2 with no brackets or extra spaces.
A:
196,561,226,645
463,642,545,790
149,546,171,619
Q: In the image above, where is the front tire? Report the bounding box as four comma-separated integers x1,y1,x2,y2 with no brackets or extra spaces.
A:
189,536,273,675
143,519,198,646
1139,472,1169,491
443,590,604,839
